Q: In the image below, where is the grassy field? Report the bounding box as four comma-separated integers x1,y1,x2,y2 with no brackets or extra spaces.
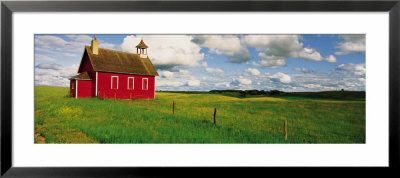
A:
34,86,365,144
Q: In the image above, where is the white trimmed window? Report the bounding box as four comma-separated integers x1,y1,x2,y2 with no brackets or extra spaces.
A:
127,77,134,90
142,78,148,90
111,76,119,89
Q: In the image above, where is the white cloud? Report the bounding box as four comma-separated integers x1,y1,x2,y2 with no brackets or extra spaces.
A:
35,64,78,87
178,69,189,77
192,35,251,63
325,55,337,62
35,35,90,52
199,62,208,67
35,34,118,54
337,63,366,76
187,79,200,87
65,35,93,42
270,72,292,83
304,84,322,89
161,70,174,79
244,35,302,57
254,54,287,68
35,54,56,61
245,68,260,76
205,67,224,73
298,47,323,61
335,35,365,55
231,76,252,86
120,35,204,68
192,35,242,56
244,35,336,67
295,67,310,73
215,82,230,88
35,63,62,70
156,80,185,87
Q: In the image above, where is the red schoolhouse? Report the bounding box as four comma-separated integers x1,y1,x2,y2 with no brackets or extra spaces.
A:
69,36,158,99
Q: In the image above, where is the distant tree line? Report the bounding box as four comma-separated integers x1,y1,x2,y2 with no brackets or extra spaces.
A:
209,89,284,97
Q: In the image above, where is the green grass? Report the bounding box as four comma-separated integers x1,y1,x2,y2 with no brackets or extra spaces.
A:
34,86,365,144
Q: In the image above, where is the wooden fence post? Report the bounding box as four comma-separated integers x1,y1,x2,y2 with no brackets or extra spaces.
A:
173,100,175,115
284,119,288,141
213,108,217,125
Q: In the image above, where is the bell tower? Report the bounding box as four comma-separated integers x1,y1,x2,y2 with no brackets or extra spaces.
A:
136,38,148,58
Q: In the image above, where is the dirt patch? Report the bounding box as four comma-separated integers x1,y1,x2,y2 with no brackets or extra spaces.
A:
261,110,273,115
34,129,45,144
34,110,44,115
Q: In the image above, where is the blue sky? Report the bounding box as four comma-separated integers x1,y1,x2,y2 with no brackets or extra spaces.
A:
34,34,366,91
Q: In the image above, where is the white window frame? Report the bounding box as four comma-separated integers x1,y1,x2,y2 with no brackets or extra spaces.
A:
142,78,148,90
127,77,134,90
111,76,119,89
75,80,78,98
95,72,98,96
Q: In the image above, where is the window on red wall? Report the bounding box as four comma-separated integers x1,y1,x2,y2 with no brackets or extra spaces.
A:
71,82,74,89
111,76,119,89
128,77,134,90
142,78,148,90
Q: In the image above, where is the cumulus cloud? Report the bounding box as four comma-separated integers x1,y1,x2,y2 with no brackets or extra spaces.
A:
245,68,260,76
199,62,208,67
244,35,335,67
187,79,200,87
336,63,366,76
231,76,252,86
253,54,287,68
192,35,251,63
335,34,365,55
121,35,204,69
270,72,292,83
244,35,302,57
205,67,224,73
325,55,337,62
35,64,78,86
156,80,185,87
178,69,189,77
161,70,174,79
215,82,230,88
295,67,311,73
298,47,323,61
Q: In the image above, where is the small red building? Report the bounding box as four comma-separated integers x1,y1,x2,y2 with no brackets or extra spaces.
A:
69,36,159,99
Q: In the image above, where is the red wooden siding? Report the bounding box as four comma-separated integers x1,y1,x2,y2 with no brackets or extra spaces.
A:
77,51,97,97
76,80,93,98
97,72,155,99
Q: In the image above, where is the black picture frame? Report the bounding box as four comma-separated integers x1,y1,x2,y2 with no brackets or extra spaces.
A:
1,0,399,177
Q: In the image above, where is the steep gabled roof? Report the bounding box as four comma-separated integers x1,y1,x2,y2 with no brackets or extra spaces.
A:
136,39,148,48
69,71,92,80
84,46,158,76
